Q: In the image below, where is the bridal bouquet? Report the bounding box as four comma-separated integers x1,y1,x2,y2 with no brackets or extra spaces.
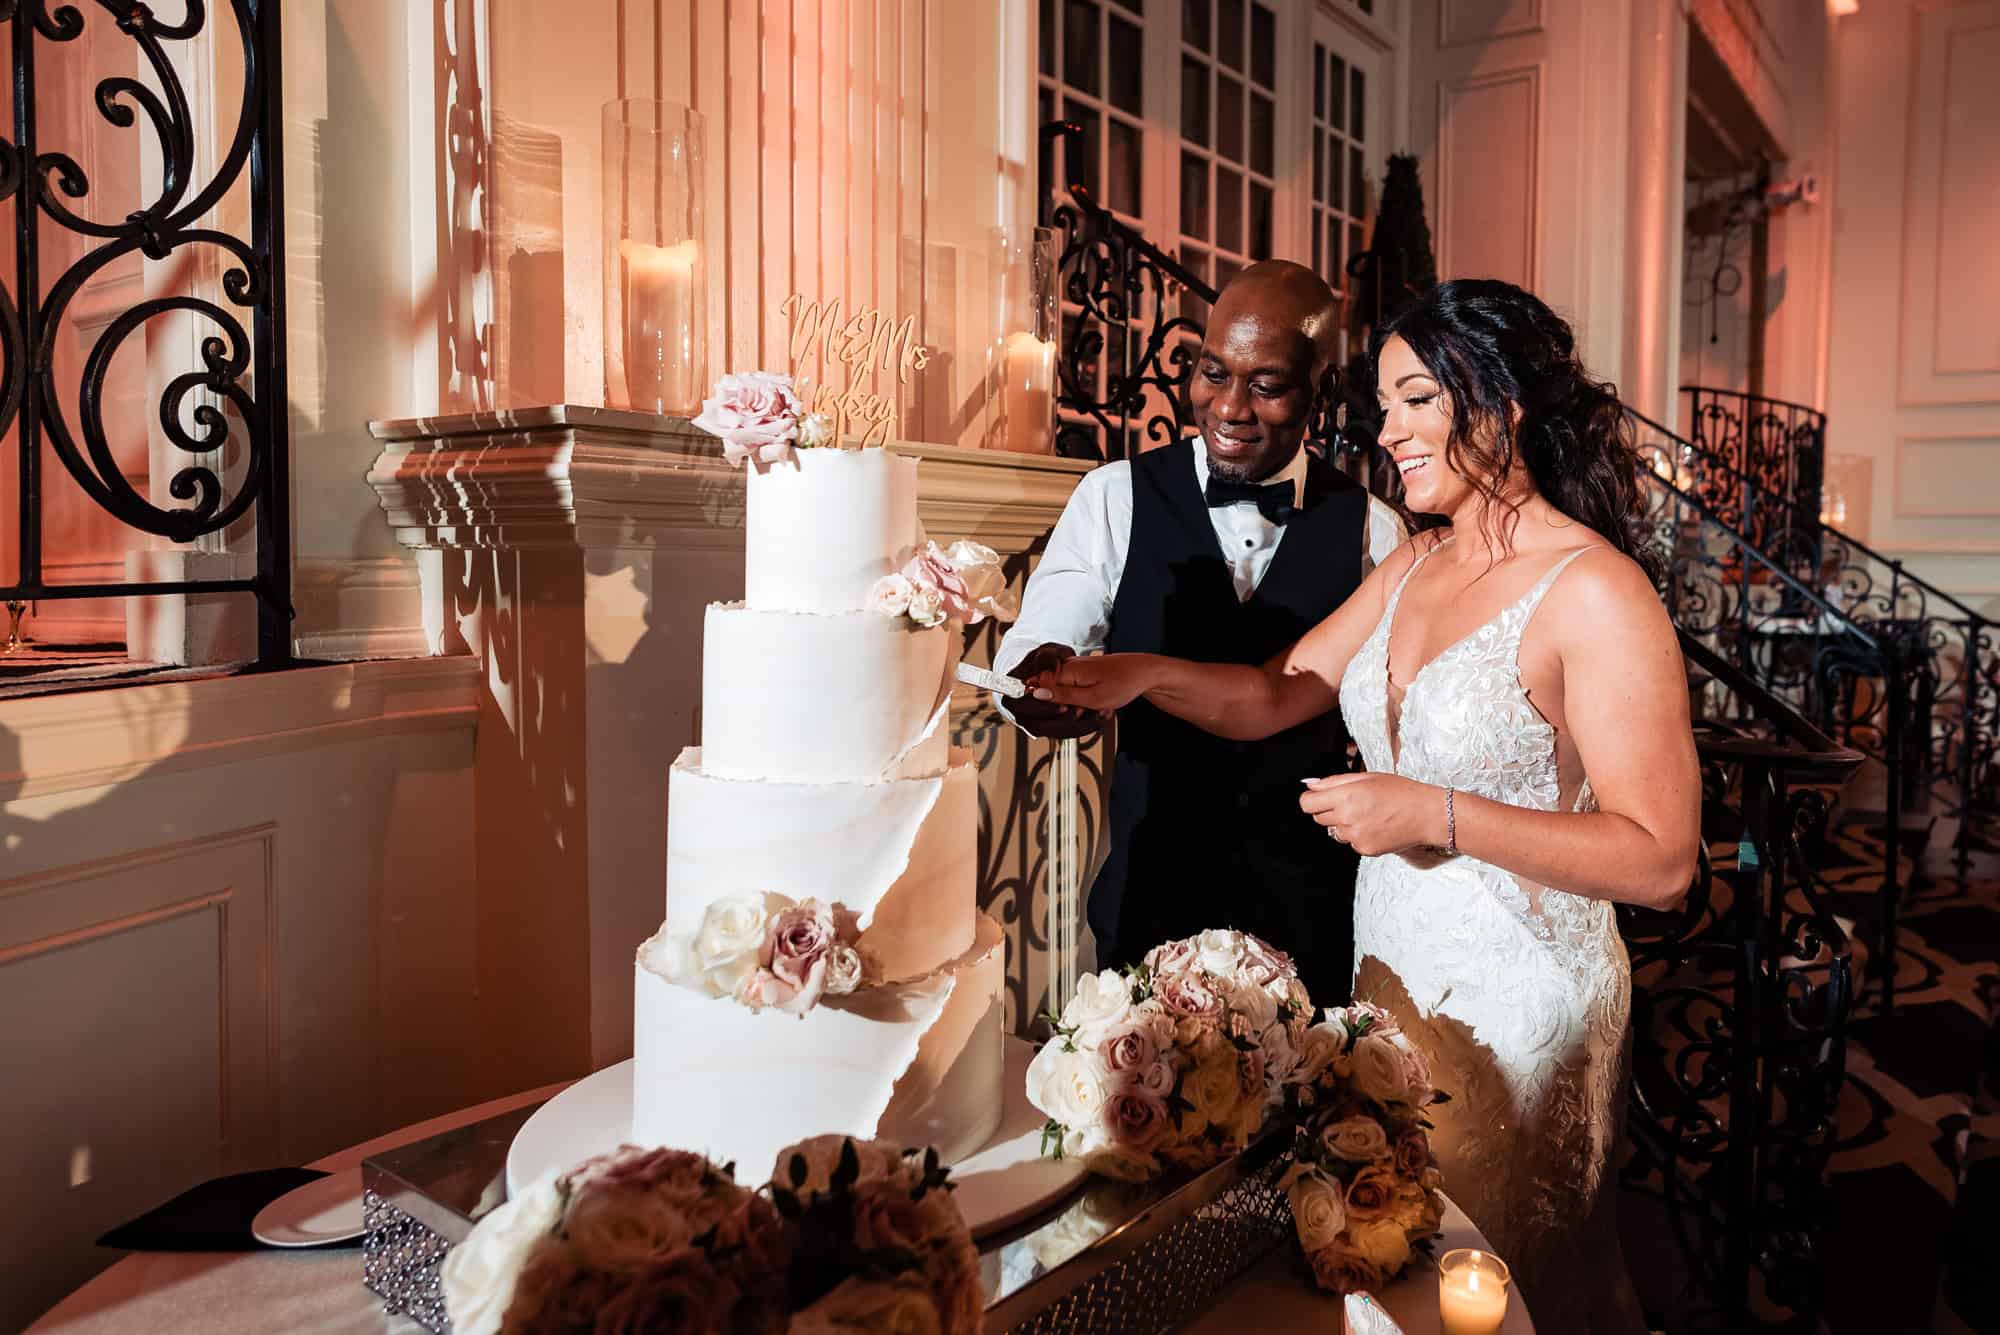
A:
1280,1002,1448,1295
441,1137,981,1335
1026,928,1310,1180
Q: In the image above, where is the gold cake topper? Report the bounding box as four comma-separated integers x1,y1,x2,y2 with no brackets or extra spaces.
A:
779,294,932,449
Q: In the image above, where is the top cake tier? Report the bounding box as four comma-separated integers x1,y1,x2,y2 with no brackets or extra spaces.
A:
745,448,919,613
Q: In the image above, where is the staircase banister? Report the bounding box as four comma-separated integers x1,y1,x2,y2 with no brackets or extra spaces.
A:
1629,426,1885,655
1677,628,1867,777
1680,382,1829,424
1640,405,1992,629
1055,182,1219,306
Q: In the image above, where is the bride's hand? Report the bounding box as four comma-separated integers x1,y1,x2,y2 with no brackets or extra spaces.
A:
1299,773,1446,856
1027,653,1161,715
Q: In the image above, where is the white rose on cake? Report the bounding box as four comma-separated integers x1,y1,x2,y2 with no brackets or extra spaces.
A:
867,572,915,618
668,892,778,996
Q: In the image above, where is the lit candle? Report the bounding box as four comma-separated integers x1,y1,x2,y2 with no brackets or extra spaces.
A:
619,238,699,415
1000,329,1056,453
1437,1249,1510,1335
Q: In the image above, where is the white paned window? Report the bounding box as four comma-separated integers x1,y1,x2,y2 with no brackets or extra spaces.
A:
1036,0,1393,454
1174,0,1280,321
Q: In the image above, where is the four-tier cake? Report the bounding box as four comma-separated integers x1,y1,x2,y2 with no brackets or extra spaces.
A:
631,445,1006,1179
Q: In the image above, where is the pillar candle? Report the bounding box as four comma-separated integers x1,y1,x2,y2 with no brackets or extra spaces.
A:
620,239,699,415
1000,330,1056,454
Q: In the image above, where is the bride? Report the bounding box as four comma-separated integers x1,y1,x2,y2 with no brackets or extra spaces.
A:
1029,278,1698,1331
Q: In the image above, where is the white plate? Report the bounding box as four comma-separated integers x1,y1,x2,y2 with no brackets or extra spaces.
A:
249,1168,365,1248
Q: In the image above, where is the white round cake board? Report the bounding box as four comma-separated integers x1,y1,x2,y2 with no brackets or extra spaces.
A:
505,1035,1085,1239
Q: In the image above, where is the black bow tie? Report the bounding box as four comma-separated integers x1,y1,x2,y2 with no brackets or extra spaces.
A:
1204,476,1297,524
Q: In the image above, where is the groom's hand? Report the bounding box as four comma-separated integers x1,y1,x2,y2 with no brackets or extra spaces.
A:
1008,643,1104,740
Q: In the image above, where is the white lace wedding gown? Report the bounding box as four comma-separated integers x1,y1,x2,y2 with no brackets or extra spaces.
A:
1339,545,1649,1334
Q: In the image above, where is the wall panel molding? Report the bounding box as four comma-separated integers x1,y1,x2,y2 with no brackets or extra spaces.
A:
1435,63,1543,290
1898,1,2000,405
1439,0,1545,50
0,824,278,1329
1893,433,2000,517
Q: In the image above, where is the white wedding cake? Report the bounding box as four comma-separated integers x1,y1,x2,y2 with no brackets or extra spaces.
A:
631,445,1007,1178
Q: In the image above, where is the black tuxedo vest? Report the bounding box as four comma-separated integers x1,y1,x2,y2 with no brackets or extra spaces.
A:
1093,440,1368,1004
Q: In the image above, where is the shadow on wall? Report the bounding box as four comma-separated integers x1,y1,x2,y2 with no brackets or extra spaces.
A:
0,678,474,1331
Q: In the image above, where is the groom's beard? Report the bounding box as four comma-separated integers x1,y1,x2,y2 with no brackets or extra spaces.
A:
1206,441,1303,485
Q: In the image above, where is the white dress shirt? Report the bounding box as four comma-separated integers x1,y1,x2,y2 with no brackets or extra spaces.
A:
993,443,1408,687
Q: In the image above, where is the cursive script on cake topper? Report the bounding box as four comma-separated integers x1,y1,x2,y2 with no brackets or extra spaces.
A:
779,293,931,448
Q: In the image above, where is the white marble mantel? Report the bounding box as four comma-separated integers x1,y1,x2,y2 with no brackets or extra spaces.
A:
365,406,1100,1078
367,404,1093,559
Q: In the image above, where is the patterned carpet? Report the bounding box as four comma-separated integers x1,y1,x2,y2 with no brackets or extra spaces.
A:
1620,821,2000,1334
1818,825,1999,1335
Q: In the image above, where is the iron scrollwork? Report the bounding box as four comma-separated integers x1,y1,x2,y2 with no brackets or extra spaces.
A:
1047,181,1212,464
3,0,291,661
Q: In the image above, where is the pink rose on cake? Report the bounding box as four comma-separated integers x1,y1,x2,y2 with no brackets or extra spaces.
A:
662,892,867,1016
692,370,808,467
868,539,1019,629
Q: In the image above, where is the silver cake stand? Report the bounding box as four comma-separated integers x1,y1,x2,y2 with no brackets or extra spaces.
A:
363,1062,1293,1334
504,1036,1087,1239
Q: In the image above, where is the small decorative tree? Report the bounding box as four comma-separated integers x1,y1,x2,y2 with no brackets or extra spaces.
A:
1334,153,1439,491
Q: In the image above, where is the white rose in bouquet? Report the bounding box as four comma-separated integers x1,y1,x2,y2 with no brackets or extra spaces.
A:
1193,928,1256,978
1285,1170,1349,1253
1296,1022,1352,1085
1025,1041,1110,1133
1351,1032,1414,1107
1061,969,1136,1041
440,1170,565,1335
1321,1116,1393,1163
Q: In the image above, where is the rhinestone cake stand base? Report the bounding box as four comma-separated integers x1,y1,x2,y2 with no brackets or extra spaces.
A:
363,1092,1290,1334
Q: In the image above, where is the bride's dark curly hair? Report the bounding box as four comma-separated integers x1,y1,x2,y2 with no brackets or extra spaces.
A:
1371,278,1659,579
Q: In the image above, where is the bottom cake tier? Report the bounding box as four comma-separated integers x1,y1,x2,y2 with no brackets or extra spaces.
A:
631,912,1006,1182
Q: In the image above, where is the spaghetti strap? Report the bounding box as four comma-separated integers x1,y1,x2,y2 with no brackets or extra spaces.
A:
1517,546,1596,620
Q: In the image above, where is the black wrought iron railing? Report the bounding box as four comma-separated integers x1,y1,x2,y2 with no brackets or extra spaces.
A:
2,0,292,664
1635,402,1996,860
1680,385,1827,563
1619,633,1859,1333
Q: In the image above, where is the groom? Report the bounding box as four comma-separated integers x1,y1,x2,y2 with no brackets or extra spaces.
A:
995,261,1403,1005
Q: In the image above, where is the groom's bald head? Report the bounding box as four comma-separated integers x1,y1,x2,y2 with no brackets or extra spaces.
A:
1192,261,1343,482
1209,261,1343,380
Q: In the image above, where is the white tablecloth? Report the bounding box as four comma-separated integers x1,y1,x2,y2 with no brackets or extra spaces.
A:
31,1085,1532,1335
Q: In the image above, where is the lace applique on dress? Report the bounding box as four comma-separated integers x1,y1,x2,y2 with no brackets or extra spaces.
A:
1339,544,1647,1335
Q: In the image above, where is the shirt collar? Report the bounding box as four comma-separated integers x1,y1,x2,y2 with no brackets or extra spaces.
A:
1194,438,1309,510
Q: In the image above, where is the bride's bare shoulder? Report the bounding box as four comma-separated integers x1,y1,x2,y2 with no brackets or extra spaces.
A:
1543,542,1672,634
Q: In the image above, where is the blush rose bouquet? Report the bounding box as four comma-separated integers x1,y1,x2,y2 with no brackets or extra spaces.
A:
1024,928,1308,1181
1278,1001,1449,1295
771,1135,982,1335
440,1144,787,1335
442,1136,981,1335
660,892,868,1017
